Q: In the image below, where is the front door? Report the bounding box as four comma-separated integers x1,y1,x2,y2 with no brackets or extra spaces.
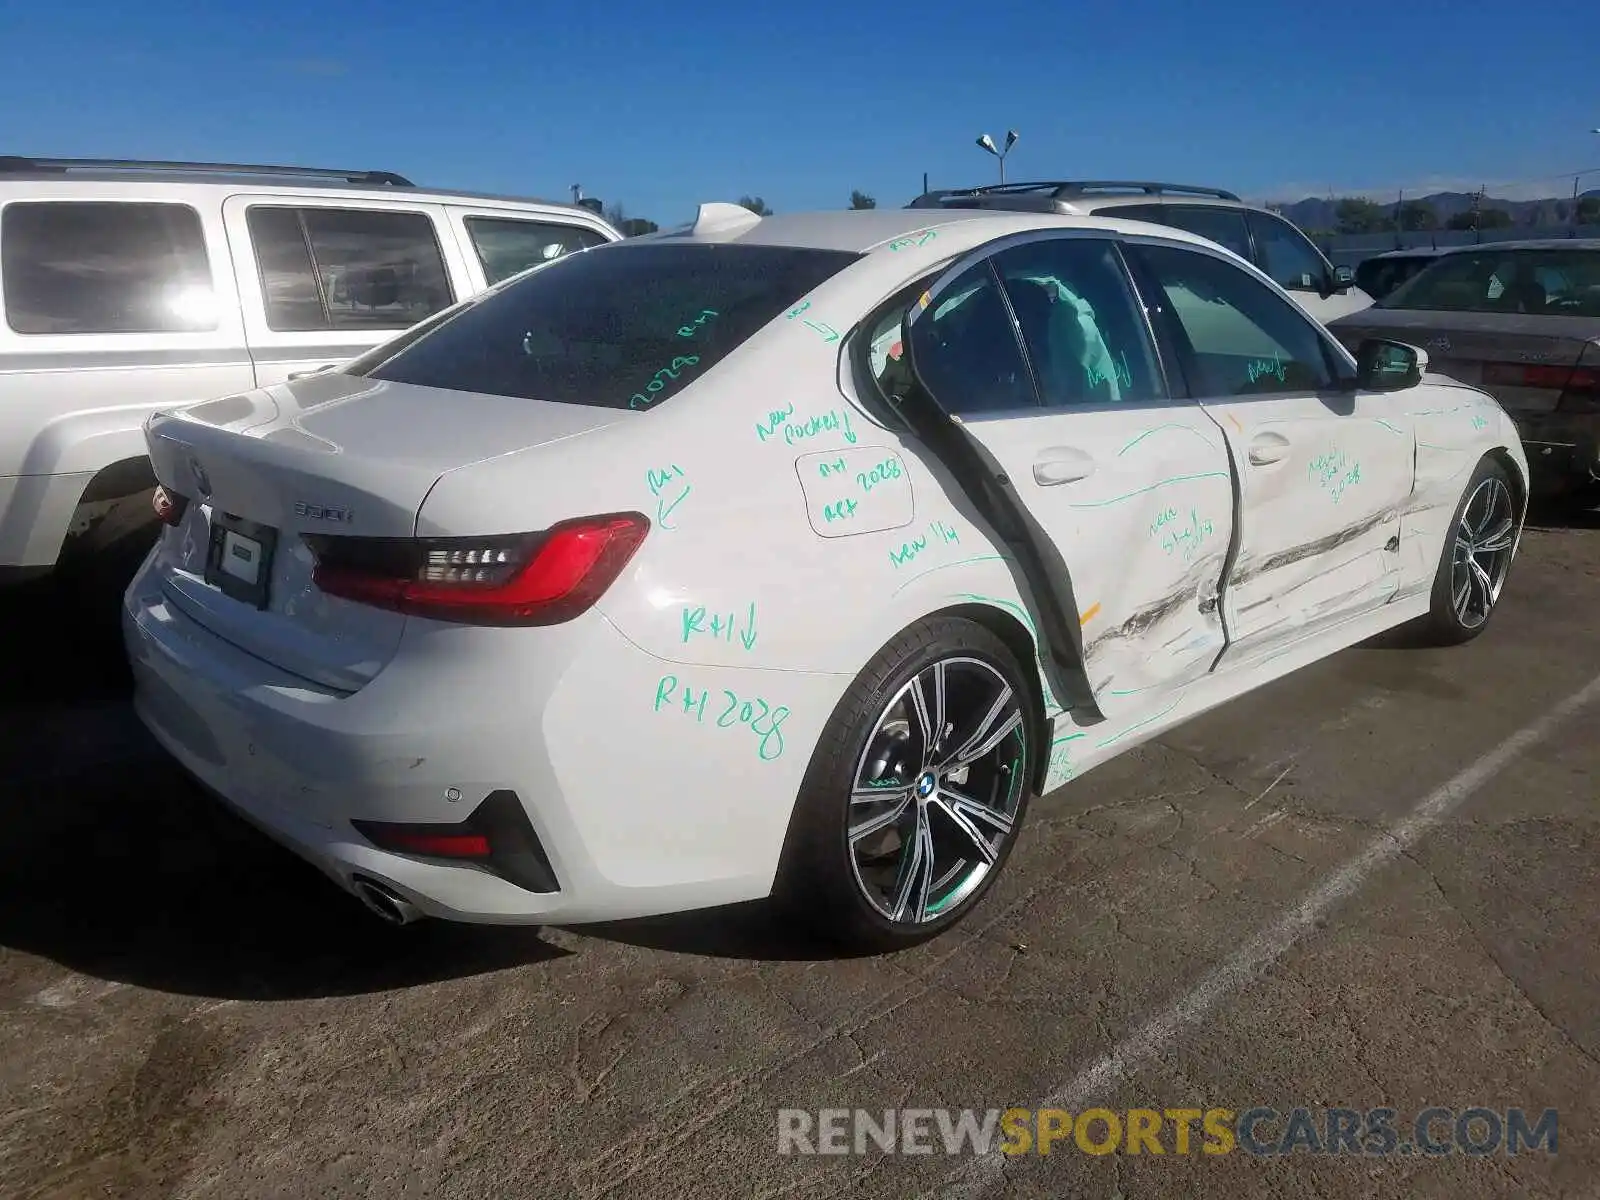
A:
1129,240,1415,666
890,232,1236,718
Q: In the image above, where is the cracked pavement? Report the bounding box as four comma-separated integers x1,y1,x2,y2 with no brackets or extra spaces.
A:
1,512,1597,1199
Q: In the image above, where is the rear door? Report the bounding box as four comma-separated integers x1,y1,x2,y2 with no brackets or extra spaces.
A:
446,206,617,291
1127,239,1414,666
223,195,472,386
882,231,1236,717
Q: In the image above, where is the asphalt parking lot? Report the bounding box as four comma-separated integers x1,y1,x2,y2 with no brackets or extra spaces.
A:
2,510,1597,1200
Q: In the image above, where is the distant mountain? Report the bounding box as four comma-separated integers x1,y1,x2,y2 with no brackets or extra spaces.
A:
1272,189,1600,235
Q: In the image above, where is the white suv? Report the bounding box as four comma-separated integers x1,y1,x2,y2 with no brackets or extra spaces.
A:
0,156,621,586
909,180,1374,326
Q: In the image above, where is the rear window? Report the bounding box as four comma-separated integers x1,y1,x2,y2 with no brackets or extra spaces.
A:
360,241,860,408
2,201,215,335
1381,247,1600,316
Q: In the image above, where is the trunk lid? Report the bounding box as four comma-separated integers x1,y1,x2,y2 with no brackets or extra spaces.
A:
1330,308,1597,416
145,372,620,690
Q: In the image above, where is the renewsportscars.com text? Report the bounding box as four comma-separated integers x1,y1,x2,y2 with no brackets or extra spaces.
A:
777,1106,1558,1157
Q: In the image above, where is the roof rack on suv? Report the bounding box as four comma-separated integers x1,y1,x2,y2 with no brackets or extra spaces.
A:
908,180,1241,208
0,156,415,187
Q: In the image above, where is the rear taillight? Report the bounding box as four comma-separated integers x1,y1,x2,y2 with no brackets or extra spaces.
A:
151,485,188,527
306,512,649,626
1483,362,1600,412
1558,365,1600,414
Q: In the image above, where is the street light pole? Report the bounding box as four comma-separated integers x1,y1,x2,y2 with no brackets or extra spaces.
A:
976,130,1018,184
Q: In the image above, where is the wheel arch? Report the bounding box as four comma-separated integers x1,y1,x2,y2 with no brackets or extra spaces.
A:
931,601,1059,797
1484,446,1527,518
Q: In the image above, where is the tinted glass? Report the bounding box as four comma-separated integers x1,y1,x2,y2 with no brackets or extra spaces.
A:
1247,212,1329,292
1116,204,1252,261
363,242,859,408
246,206,454,332
1138,244,1336,396
1381,247,1600,317
465,217,609,284
991,237,1163,406
896,262,1035,415
2,201,214,335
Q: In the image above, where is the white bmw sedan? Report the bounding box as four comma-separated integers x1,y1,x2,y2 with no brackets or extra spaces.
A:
123,202,1529,951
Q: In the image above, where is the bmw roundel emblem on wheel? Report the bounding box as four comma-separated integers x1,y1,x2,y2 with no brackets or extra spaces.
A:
122,200,1529,953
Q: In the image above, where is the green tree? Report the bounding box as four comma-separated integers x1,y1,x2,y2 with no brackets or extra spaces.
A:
1397,201,1438,231
738,195,774,216
603,202,658,237
849,190,877,210
1477,208,1513,229
1334,197,1391,234
1578,196,1600,225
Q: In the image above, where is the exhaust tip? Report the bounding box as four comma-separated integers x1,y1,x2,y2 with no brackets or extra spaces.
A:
350,875,422,926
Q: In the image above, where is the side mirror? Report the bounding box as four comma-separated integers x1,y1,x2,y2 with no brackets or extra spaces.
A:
1332,264,1356,291
1356,338,1427,391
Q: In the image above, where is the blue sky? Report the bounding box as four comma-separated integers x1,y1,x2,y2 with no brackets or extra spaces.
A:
6,0,1598,226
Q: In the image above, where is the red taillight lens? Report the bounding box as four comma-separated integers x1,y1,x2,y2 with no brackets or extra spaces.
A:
151,485,188,527
307,512,649,626
353,824,491,859
1484,361,1600,412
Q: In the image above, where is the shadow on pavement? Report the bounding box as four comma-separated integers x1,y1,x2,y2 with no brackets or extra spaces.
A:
575,902,877,963
0,761,570,1000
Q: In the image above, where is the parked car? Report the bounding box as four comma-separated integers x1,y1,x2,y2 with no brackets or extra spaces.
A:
1354,247,1449,301
124,202,1527,950
909,180,1374,325
1329,238,1600,505
0,156,622,588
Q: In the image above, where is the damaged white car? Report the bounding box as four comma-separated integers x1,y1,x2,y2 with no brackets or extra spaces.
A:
124,202,1528,952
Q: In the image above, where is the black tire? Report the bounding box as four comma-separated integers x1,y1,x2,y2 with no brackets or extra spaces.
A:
1415,456,1520,646
773,615,1036,954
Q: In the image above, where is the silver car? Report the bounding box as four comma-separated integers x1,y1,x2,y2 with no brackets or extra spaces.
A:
1329,238,1600,506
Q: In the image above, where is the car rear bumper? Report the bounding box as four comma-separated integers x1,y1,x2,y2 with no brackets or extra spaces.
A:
122,558,840,925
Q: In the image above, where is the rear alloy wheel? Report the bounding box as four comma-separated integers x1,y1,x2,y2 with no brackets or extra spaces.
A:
776,617,1035,952
1420,457,1519,645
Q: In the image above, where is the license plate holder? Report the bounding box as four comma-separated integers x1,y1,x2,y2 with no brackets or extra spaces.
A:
204,511,278,609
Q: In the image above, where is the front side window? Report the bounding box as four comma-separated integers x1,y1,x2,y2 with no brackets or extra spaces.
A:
246,206,454,332
361,242,859,408
465,217,609,284
2,201,215,335
990,237,1164,406
1136,243,1337,396
1247,212,1330,292
1382,248,1600,317
893,261,1036,416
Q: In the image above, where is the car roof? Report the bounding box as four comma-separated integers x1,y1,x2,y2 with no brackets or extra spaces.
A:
1434,237,1600,255
1366,247,1449,260
906,180,1271,218
640,203,1236,257
0,157,609,220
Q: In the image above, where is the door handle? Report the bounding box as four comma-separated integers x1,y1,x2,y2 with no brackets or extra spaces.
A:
1247,432,1292,466
1032,448,1096,487
288,364,337,381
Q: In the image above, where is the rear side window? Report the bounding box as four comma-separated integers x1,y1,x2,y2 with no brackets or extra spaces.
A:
246,206,454,332
2,201,215,335
1112,204,1252,262
464,216,610,284
361,242,860,408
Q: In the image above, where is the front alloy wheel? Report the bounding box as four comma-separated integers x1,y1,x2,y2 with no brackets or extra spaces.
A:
1450,473,1516,630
